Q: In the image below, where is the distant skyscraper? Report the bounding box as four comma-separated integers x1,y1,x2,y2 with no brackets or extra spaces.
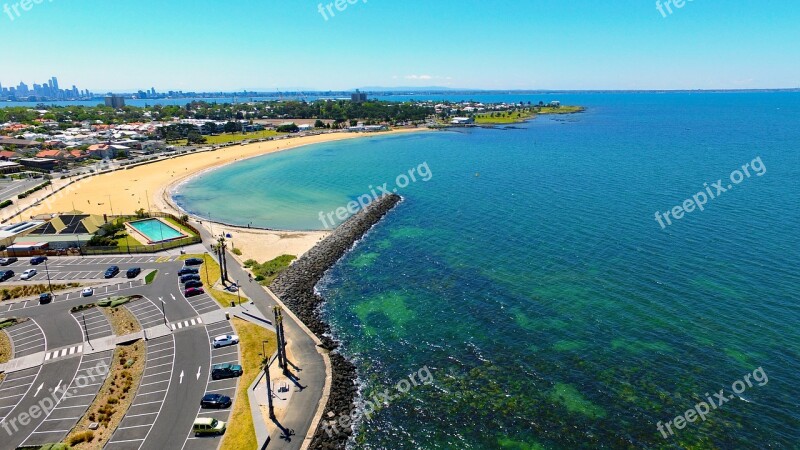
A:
105,95,126,108
351,89,367,103
51,77,59,91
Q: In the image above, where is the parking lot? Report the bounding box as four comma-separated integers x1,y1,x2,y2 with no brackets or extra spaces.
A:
21,350,115,447
3,319,46,357
47,256,181,267
184,320,240,449
71,305,113,340
0,367,41,424
181,288,223,316
125,297,169,330
106,335,175,450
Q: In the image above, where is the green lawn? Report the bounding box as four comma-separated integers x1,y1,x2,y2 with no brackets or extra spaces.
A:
145,270,158,285
220,318,277,450
163,217,198,237
174,130,286,146
474,112,536,124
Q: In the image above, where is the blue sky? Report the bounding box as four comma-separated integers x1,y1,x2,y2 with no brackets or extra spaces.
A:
1,0,799,91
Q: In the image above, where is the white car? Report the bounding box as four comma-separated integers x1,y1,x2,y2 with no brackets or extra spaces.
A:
81,287,94,297
20,269,37,280
212,335,240,348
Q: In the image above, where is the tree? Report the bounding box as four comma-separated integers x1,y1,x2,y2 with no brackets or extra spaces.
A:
187,131,207,144
276,123,299,133
223,121,240,134
314,119,325,128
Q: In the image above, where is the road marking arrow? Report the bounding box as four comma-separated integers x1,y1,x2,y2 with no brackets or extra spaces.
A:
170,294,176,301
196,366,201,380
179,370,184,384
34,383,43,397
53,380,63,394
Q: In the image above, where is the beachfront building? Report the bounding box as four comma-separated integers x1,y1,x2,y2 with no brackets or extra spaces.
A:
18,157,58,171
0,221,45,248
451,117,475,125
0,161,22,174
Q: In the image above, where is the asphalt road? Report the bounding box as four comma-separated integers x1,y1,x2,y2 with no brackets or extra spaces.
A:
0,254,241,450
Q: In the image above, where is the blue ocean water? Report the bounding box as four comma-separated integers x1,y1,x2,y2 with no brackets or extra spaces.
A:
177,92,800,449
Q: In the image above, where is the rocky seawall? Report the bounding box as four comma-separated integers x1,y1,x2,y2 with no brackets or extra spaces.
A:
270,194,402,450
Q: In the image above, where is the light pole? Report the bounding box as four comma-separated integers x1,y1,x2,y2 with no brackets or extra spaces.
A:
203,252,210,284
262,340,275,420
160,299,167,326
43,257,53,294
106,195,114,217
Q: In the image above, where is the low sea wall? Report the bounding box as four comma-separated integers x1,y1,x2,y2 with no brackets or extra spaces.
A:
270,193,402,450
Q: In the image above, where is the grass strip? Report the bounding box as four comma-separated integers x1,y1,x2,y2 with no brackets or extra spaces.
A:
220,318,277,450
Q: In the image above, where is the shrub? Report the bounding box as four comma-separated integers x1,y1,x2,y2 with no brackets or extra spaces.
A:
69,430,94,445
232,248,242,256
0,200,12,209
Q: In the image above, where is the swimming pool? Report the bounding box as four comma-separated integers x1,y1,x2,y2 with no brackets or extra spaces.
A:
128,218,186,243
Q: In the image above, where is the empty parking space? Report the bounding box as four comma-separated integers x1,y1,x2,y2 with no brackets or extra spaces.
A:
0,367,42,423
106,335,175,450
21,350,114,448
3,319,46,357
71,306,113,340
182,291,220,316
126,298,168,330
184,321,239,449
48,256,175,267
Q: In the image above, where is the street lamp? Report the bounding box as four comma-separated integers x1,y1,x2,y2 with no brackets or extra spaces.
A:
262,340,275,420
106,195,114,217
43,257,53,294
160,298,167,326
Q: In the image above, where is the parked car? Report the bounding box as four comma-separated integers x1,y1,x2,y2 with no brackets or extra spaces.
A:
20,269,37,280
200,393,232,409
193,417,226,436
185,287,204,297
0,270,13,282
180,274,201,284
104,266,120,278
212,335,240,348
178,267,199,276
184,280,203,289
211,363,242,380
81,287,94,297
126,267,142,278
0,257,18,266
30,256,47,265
39,292,52,304
184,258,204,266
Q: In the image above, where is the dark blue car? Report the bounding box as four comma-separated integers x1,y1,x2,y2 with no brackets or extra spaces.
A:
104,266,120,278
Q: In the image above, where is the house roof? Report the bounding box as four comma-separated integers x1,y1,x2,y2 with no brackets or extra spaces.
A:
36,150,63,158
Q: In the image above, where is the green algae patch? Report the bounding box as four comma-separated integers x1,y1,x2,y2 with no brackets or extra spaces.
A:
353,292,416,337
611,339,672,354
350,252,380,268
498,437,547,450
549,383,606,419
553,340,586,352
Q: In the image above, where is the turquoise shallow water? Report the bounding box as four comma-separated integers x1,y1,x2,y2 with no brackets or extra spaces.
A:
177,92,800,449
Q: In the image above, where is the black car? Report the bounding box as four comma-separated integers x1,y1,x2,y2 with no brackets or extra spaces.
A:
39,292,52,304
211,363,243,380
184,258,204,266
0,270,13,282
0,257,17,266
104,266,120,278
200,393,232,409
178,267,199,276
184,280,203,289
30,256,47,265
180,274,201,284
126,267,142,278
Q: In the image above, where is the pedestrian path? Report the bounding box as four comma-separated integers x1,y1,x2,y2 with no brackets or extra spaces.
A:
43,344,83,361
170,316,203,330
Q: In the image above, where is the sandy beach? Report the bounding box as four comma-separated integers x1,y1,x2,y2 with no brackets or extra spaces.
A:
21,128,426,263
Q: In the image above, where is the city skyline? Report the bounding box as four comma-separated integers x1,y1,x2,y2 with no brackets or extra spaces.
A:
2,1,799,91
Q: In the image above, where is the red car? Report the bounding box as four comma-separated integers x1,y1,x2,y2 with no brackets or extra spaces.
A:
185,287,205,297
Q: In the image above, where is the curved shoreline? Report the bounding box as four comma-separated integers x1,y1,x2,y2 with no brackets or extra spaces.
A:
270,194,403,449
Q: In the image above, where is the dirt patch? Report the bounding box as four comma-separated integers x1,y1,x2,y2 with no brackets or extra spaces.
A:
101,305,142,336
